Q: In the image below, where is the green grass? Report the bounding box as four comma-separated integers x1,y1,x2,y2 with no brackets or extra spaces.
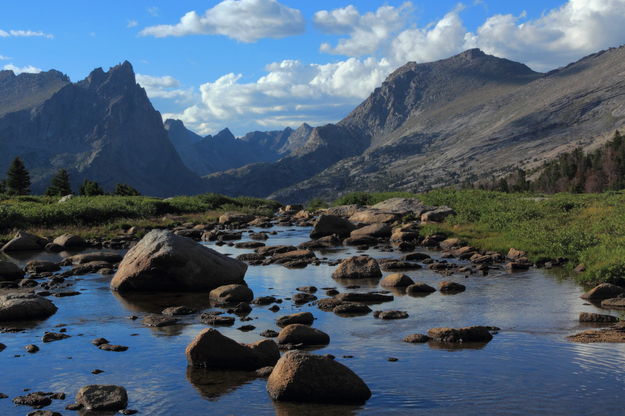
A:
0,193,280,240
334,189,625,287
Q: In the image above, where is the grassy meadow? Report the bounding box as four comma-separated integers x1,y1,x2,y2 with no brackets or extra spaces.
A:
0,193,280,241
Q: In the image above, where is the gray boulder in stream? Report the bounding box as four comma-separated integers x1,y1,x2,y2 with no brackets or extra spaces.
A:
110,230,247,292
0,293,57,321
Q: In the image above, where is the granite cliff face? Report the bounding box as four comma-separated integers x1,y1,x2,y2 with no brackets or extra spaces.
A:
0,62,203,196
203,47,625,202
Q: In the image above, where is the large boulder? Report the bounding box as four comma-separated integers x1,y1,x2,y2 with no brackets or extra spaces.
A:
219,212,255,225
324,205,362,218
25,260,60,274
371,198,433,216
332,256,382,280
277,324,330,346
209,284,253,305
0,293,57,321
581,283,625,300
420,206,456,223
267,351,371,404
349,209,400,225
0,261,24,281
75,385,128,411
53,233,87,248
350,223,392,239
111,230,247,292
1,231,47,252
186,328,279,370
310,215,355,239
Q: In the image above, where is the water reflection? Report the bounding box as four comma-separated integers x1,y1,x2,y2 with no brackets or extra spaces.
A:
186,367,256,401
272,400,362,416
112,291,212,314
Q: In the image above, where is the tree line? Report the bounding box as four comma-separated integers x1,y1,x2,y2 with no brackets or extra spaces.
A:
0,157,141,197
470,131,625,194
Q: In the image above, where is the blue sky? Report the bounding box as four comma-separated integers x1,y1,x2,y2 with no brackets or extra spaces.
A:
2,0,625,136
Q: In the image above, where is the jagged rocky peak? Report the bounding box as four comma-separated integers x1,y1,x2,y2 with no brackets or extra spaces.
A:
164,118,185,131
213,128,236,141
78,60,137,95
0,68,71,117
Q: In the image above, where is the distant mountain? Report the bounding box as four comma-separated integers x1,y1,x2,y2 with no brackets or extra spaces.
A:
0,61,203,196
203,47,625,202
165,119,313,176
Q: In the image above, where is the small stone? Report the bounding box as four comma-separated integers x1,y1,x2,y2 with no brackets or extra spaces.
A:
373,310,409,320
388,357,398,362
92,369,104,374
403,334,430,343
75,385,128,411
92,337,109,346
260,329,279,338
98,344,129,352
42,332,70,342
162,306,196,316
25,344,39,353
200,313,235,326
142,315,178,327
238,325,256,331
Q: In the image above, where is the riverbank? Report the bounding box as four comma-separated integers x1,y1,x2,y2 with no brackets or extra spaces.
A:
0,193,280,242
328,189,625,287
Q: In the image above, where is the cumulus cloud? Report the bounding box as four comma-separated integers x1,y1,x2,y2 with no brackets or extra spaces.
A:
0,29,53,39
465,0,625,71
127,20,138,28
165,57,393,134
314,3,412,56
0,55,10,60
3,63,42,74
136,74,194,103
140,0,305,42
161,0,625,135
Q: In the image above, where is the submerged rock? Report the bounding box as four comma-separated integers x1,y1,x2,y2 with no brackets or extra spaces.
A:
209,284,254,305
427,326,494,343
277,324,330,346
0,293,57,321
186,328,280,370
267,351,371,403
277,312,314,328
111,230,247,292
310,215,356,239
75,385,128,411
332,256,382,280
580,283,625,301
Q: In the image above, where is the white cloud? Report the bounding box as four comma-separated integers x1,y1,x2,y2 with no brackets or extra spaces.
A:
140,0,305,42
314,3,412,56
0,29,53,39
136,74,194,103
465,0,625,71
3,63,42,74
0,55,10,60
127,19,139,28
160,0,625,135
165,57,393,135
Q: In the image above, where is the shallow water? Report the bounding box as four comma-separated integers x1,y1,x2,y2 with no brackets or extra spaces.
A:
1,226,624,415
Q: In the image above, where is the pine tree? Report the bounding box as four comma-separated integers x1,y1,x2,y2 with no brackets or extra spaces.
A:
45,169,72,196
0,179,6,194
79,180,105,196
5,157,31,195
114,183,140,196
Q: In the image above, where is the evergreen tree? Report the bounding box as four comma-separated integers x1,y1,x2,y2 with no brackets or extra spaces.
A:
5,157,31,195
79,180,105,196
45,169,72,196
0,179,5,194
114,183,140,196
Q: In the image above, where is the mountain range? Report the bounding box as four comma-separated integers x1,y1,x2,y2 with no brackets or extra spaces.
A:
1,46,625,201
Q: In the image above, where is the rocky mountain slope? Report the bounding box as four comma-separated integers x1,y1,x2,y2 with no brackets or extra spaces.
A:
0,62,203,196
203,47,625,203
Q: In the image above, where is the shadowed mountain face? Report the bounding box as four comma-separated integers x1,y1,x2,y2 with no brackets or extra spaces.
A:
202,47,625,203
165,119,313,177
0,62,203,196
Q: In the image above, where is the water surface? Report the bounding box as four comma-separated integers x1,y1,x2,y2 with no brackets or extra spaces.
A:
1,226,624,415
